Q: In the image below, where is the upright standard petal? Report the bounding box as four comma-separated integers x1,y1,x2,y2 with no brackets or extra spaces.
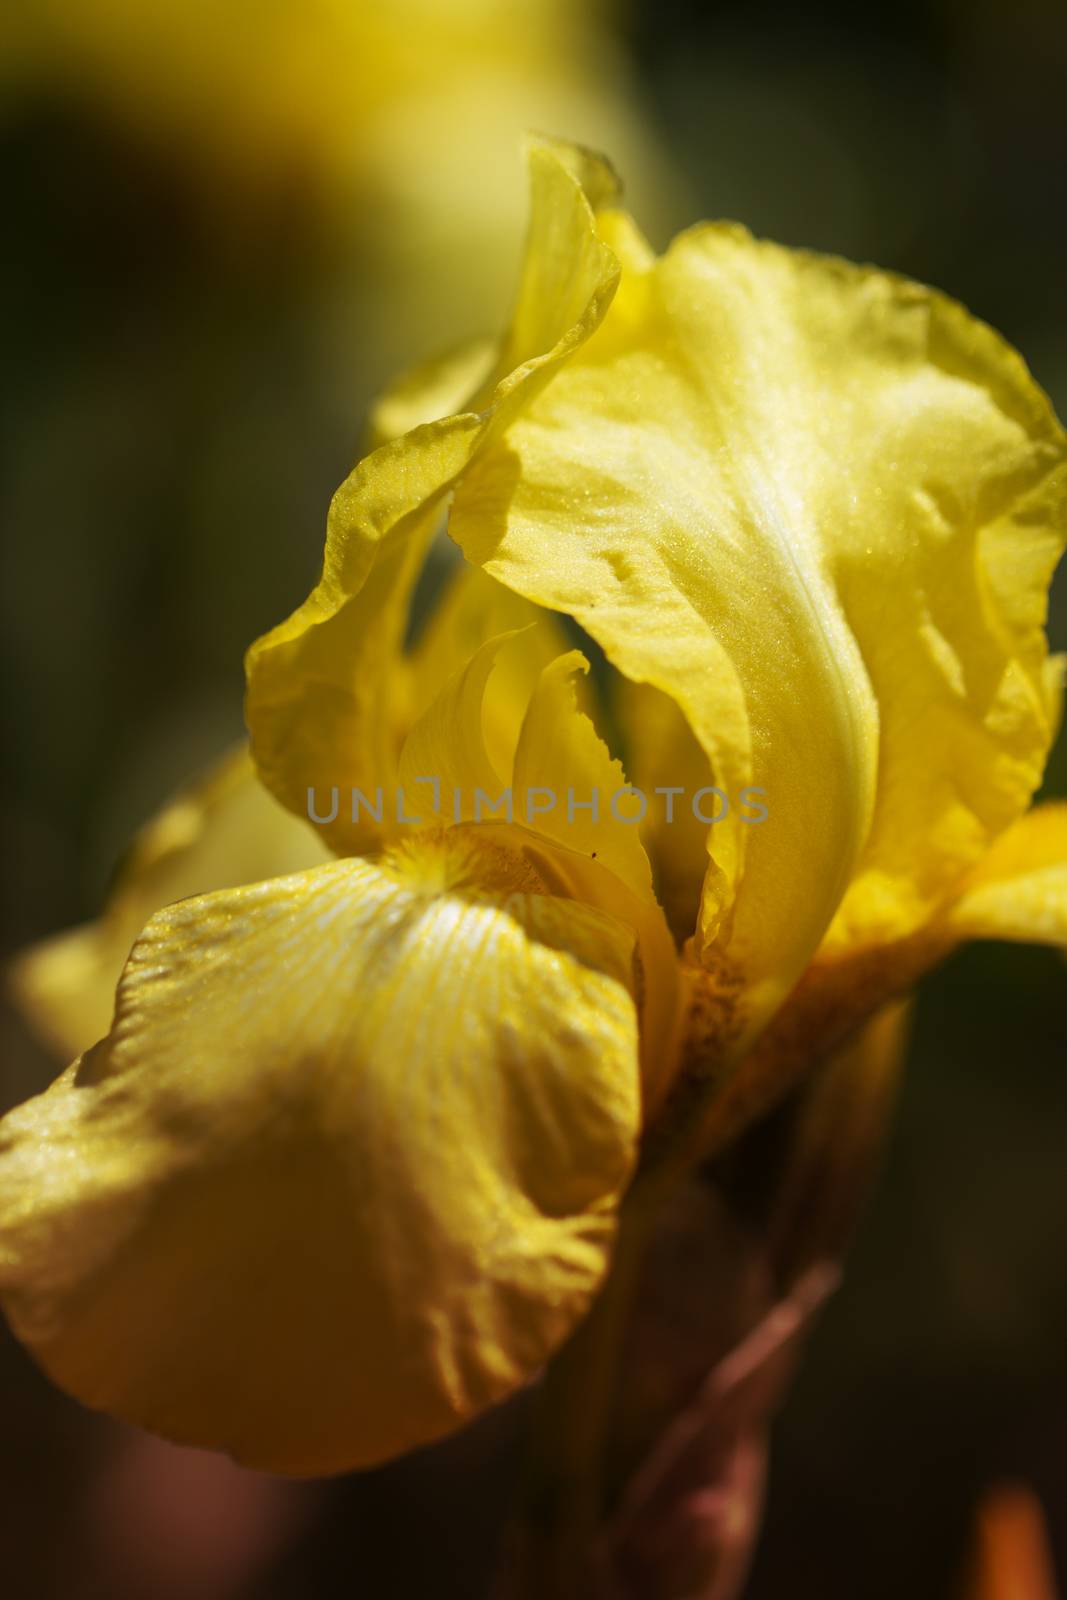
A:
613,676,722,944
451,213,1067,1042
512,649,655,904
0,831,640,1474
404,560,571,782
450,223,882,1038
244,138,621,857
397,632,681,1101
397,631,514,821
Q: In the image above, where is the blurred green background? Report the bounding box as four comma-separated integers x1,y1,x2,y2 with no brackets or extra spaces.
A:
1,1,1064,1595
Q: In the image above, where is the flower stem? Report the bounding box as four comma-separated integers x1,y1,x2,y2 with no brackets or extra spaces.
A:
496,1167,672,1598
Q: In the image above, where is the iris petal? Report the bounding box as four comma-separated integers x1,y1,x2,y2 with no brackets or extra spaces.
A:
513,649,654,904
244,139,621,857
405,561,571,781
450,226,882,1038
451,217,1067,1041
10,746,329,1061
0,832,640,1474
944,803,1067,947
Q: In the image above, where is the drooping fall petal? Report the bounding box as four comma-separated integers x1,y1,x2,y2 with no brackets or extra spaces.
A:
689,822,1067,1166
0,830,640,1474
943,802,1067,946
10,746,329,1061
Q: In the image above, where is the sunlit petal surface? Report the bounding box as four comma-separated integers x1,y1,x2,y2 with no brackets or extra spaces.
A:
0,831,640,1473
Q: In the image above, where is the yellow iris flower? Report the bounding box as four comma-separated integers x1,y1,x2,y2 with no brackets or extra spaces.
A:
4,139,1067,1478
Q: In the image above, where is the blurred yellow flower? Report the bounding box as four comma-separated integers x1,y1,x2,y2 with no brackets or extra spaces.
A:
0,0,678,365
3,139,1066,1477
